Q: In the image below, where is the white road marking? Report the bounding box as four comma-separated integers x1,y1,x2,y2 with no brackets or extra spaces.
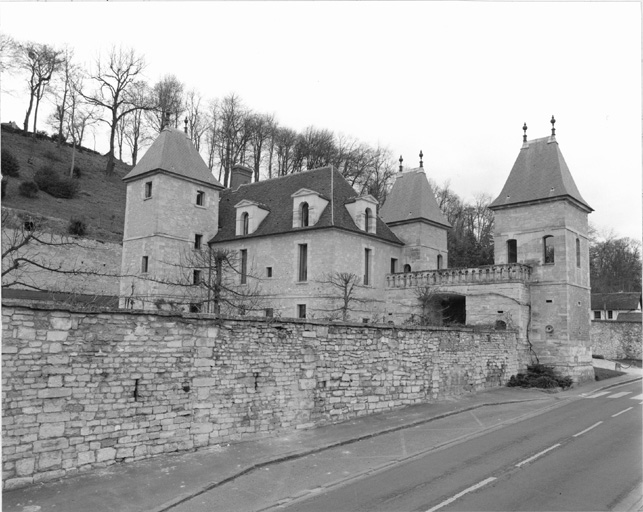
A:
573,421,603,437
630,394,643,400
608,392,632,399
515,444,561,468
425,477,497,512
582,391,610,398
612,407,633,417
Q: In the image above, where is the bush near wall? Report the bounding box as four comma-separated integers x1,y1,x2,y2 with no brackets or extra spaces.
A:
1,302,518,489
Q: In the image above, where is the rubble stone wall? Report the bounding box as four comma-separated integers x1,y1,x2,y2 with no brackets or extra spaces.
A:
590,320,642,360
2,302,518,489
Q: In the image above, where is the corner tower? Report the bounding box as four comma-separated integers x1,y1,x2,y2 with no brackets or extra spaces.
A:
380,152,451,272
489,118,594,381
119,125,224,310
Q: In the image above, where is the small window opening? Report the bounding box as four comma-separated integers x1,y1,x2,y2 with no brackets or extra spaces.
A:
196,190,205,206
144,181,152,199
266,266,273,278
141,256,149,273
298,304,307,318
390,258,398,274
546,299,553,303
593,311,601,320
298,244,308,282
24,220,35,231
364,208,372,233
437,254,443,269
607,310,613,319
364,248,371,286
403,264,412,273
189,303,201,313
265,308,274,318
193,269,202,285
576,238,581,268
194,234,203,250
495,320,507,330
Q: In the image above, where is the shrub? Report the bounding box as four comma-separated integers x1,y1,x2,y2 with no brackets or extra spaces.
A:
43,150,61,162
72,165,82,179
35,130,50,140
1,148,20,177
18,181,39,198
68,217,87,236
507,364,573,390
34,166,79,199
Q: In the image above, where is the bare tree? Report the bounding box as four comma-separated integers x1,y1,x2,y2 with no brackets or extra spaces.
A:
148,74,185,132
216,94,252,187
413,286,447,326
185,88,206,152
274,126,298,176
247,113,274,182
82,46,148,175
0,34,19,76
316,271,373,321
17,41,63,133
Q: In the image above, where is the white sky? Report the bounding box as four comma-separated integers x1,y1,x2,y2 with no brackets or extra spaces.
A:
0,1,641,241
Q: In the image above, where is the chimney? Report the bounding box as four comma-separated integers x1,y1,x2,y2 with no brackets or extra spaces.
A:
230,164,253,190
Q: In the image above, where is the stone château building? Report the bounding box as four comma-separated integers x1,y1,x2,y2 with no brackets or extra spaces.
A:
119,117,594,381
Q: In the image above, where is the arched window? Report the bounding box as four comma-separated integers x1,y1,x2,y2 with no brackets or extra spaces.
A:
576,238,581,268
507,239,517,263
543,235,554,264
300,202,309,227
437,254,443,269
403,264,412,273
364,208,372,233
242,212,249,235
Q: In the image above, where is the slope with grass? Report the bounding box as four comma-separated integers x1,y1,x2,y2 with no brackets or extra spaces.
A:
1,126,132,243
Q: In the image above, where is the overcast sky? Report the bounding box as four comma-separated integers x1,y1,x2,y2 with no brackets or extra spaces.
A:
1,1,640,241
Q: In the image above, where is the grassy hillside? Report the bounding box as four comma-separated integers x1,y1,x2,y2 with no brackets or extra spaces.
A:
1,127,132,243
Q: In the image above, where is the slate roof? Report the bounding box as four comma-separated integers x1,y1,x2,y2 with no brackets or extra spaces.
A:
616,312,642,323
210,166,402,245
123,127,223,188
591,292,642,311
380,168,451,229
489,137,592,211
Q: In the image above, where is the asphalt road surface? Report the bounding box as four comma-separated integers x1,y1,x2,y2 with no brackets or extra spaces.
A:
278,380,642,512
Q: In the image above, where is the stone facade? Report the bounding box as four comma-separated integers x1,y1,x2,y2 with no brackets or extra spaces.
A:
590,320,642,360
2,302,518,489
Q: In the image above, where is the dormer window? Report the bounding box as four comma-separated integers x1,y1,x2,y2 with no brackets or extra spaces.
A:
291,189,329,228
345,195,378,234
235,199,270,236
300,202,310,227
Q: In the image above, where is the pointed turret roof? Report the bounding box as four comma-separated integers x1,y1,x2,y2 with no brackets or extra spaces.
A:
489,136,592,212
380,168,451,229
123,127,223,189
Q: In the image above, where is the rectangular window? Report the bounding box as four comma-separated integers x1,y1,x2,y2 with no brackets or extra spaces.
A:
607,310,613,319
297,304,307,319
298,244,308,282
265,308,274,318
593,311,601,320
196,190,205,206
241,249,247,284
576,238,581,268
194,234,203,250
364,248,371,286
390,258,398,274
266,266,273,278
193,269,201,285
544,236,554,264
507,239,517,264
189,303,202,313
141,256,149,273
144,181,153,199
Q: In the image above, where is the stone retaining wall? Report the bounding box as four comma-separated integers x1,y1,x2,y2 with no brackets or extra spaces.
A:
2,302,519,489
590,320,642,360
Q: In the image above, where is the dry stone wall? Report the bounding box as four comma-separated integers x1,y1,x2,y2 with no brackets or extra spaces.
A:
590,320,642,360
2,302,519,489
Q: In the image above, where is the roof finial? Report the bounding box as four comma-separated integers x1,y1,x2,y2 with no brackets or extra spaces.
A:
184,117,188,135
522,122,528,143
399,155,403,173
550,115,556,138
419,150,424,168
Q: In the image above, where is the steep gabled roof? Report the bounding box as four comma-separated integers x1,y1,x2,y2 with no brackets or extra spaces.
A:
210,166,402,245
489,136,592,211
123,127,223,189
591,292,642,311
380,168,451,229
616,312,642,323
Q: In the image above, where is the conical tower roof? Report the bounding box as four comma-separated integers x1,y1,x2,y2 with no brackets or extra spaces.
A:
123,127,223,188
490,136,592,212
380,168,451,229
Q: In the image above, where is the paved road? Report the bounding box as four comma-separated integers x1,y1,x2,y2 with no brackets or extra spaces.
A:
276,380,642,512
